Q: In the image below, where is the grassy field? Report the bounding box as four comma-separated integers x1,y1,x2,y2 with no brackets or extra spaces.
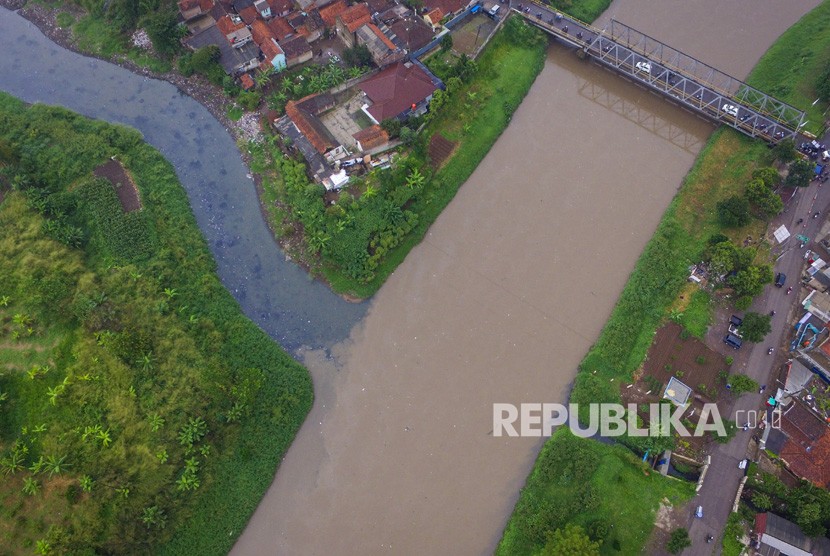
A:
549,0,613,23
497,429,694,555
744,0,830,137
0,94,310,555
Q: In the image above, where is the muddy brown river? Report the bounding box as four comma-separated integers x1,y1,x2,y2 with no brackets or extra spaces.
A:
233,1,820,554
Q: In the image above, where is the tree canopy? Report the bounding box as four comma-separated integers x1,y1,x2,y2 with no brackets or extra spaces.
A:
739,312,772,342
717,195,751,227
541,524,600,555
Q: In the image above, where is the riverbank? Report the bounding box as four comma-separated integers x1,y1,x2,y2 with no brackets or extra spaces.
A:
0,0,254,145
498,1,830,553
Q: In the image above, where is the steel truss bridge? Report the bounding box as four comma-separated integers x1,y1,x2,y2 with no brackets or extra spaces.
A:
513,4,810,141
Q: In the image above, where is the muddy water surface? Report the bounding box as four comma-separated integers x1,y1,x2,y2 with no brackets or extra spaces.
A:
234,0,821,552
233,47,711,554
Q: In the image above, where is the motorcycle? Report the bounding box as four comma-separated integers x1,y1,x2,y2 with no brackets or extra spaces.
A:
768,347,774,355
769,310,776,316
797,218,804,224
787,286,793,295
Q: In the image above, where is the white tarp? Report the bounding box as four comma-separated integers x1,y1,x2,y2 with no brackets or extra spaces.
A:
773,225,790,243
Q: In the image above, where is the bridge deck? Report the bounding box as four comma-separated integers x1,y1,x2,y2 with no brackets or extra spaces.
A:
511,2,808,141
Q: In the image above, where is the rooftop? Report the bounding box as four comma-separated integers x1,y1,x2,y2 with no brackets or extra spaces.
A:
388,16,434,50
353,124,389,151
359,61,439,122
284,94,339,154
239,4,259,24
279,34,312,58
260,37,285,64
422,0,466,17
251,19,277,46
338,3,372,33
318,0,348,27
268,17,295,40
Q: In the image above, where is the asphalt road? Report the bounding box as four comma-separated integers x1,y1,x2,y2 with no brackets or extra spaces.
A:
684,161,830,554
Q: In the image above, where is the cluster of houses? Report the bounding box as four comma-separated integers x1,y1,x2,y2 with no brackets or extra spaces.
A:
177,0,469,78
177,0,477,189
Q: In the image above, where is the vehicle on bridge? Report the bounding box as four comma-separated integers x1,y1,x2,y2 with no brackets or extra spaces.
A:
635,61,651,73
721,104,739,117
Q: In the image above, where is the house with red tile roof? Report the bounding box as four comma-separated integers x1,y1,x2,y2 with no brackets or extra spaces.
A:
267,0,294,16
216,14,253,46
352,125,389,152
422,0,466,18
388,16,434,51
260,37,287,70
179,0,215,21
423,7,443,29
358,61,440,123
274,93,347,184
250,19,276,46
268,17,295,40
336,3,371,48
239,4,259,24
777,400,830,488
240,73,256,90
287,10,324,42
318,0,347,27
279,35,313,67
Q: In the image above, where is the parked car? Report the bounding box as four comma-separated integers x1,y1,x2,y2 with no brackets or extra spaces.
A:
724,334,743,349
695,505,704,518
635,61,651,73
722,104,739,117
775,272,786,287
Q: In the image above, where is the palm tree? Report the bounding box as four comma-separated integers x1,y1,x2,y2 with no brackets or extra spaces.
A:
308,232,330,253
22,477,40,496
149,413,165,432
1,451,25,476
138,352,154,372
0,295,9,306
97,428,112,448
406,168,426,189
363,184,378,199
142,505,167,528
256,66,275,90
44,455,71,477
79,475,94,492
163,287,178,299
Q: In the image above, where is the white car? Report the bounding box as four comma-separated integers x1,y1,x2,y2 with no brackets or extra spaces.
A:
722,104,739,117
635,61,651,73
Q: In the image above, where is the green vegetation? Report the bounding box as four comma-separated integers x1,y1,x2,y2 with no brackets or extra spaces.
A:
727,374,759,395
744,0,830,136
548,0,613,23
673,289,712,338
503,1,830,549
667,528,691,554
747,471,830,536
540,524,599,555
56,12,75,28
497,428,693,555
722,512,745,556
786,159,815,188
0,94,310,554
